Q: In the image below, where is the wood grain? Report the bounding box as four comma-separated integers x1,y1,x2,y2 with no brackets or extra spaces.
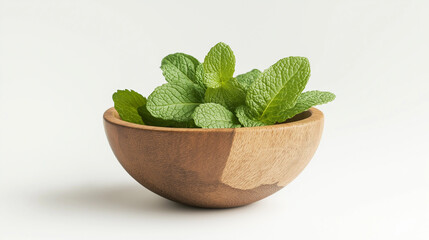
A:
103,107,324,208
222,111,324,189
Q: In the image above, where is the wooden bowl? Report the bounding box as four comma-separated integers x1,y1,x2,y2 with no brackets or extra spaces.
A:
103,107,324,208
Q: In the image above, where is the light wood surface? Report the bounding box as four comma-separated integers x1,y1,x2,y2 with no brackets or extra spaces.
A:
103,107,324,208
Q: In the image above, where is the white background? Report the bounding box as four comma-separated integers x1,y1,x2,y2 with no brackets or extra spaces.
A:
1,0,428,239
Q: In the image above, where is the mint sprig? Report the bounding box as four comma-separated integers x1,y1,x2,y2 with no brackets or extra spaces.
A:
246,56,311,124
112,42,335,128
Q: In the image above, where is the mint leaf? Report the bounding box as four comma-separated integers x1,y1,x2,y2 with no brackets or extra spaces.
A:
160,53,200,85
195,64,207,90
204,78,246,111
235,105,268,127
246,57,311,124
137,104,188,127
193,103,241,128
138,105,197,128
177,119,198,128
236,69,261,90
112,90,146,124
146,82,204,122
279,91,336,122
202,42,235,88
138,104,170,126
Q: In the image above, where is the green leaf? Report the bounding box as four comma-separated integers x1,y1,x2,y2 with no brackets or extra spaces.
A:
279,90,336,122
236,69,261,90
204,78,246,111
193,103,241,128
246,56,311,124
137,104,195,127
112,90,146,124
195,64,207,90
178,119,198,128
160,53,200,85
202,42,235,88
235,105,268,127
147,82,204,122
138,104,171,126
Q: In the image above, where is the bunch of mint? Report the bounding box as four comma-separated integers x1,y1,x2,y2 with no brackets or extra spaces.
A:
112,42,335,128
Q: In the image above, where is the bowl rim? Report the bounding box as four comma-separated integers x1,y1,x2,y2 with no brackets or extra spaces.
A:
103,107,323,132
